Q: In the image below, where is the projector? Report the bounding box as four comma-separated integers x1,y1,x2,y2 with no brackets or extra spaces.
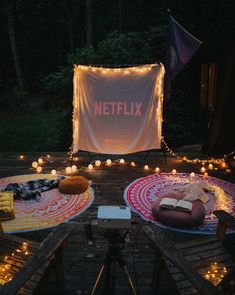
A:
97,206,131,229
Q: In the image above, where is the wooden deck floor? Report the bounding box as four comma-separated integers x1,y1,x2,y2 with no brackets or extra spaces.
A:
0,151,235,294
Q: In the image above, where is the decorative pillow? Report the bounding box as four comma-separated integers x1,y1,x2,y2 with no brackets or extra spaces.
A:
59,176,89,194
0,191,15,221
151,193,206,227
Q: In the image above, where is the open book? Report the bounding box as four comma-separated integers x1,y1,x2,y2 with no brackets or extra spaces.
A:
159,198,192,212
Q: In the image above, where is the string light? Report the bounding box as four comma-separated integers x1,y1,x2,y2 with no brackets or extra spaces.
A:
65,167,72,174
71,165,77,172
190,172,195,178
200,167,206,173
95,160,101,167
36,166,42,173
130,161,136,167
38,158,43,165
19,155,24,160
144,165,149,170
88,164,93,170
172,169,177,175
208,163,213,170
161,138,234,166
32,161,38,168
155,167,160,173
0,243,29,285
203,262,227,286
120,159,125,164
106,159,112,166
51,169,57,175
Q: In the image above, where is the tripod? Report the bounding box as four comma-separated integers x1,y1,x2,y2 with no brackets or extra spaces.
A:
91,229,137,295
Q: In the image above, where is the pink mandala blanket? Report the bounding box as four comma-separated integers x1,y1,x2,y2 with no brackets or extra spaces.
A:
124,173,235,234
0,174,94,233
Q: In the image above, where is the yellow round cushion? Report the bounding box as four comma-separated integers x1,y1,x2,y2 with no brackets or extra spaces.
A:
59,176,89,194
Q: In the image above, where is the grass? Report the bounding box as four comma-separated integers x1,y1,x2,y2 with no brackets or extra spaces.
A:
0,100,71,152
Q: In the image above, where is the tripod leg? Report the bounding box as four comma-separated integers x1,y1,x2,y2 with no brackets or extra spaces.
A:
122,265,137,295
91,264,106,295
102,260,116,295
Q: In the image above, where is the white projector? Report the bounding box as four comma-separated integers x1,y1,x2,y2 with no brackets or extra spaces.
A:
97,206,131,229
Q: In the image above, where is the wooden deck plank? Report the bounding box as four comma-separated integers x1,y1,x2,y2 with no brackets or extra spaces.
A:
0,152,234,294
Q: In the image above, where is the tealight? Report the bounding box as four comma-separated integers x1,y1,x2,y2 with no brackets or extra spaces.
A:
51,169,57,175
36,166,42,173
38,158,43,165
200,167,206,173
88,164,93,170
130,161,136,167
71,165,77,172
120,159,125,164
95,160,101,167
172,169,177,175
190,172,195,178
106,159,112,166
144,165,149,170
65,167,72,174
155,167,160,173
32,161,38,168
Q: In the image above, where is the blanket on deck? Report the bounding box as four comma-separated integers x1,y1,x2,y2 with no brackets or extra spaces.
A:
1,176,65,200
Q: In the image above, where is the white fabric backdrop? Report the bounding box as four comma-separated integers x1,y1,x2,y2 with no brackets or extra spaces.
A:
73,64,165,154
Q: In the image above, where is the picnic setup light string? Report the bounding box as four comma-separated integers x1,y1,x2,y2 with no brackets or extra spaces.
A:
0,242,30,285
19,145,234,177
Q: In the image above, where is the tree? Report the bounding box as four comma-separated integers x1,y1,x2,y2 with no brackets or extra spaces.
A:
86,0,92,45
6,0,26,92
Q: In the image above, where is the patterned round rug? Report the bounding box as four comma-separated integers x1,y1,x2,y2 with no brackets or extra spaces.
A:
124,173,235,234
0,174,94,233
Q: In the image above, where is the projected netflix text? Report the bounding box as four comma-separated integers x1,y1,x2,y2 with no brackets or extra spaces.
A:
94,101,142,116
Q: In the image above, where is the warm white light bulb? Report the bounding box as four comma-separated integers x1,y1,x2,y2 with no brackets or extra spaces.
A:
190,172,195,178
155,167,160,173
200,167,206,173
106,159,112,165
51,169,57,175
66,167,72,174
172,169,177,175
71,165,77,172
36,166,42,173
38,158,43,164
144,165,149,170
120,159,125,164
88,164,93,170
130,161,136,167
208,163,213,170
203,172,208,178
32,161,38,168
95,160,101,167
19,155,24,160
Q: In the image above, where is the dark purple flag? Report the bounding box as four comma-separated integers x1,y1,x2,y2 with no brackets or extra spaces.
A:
166,15,202,79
